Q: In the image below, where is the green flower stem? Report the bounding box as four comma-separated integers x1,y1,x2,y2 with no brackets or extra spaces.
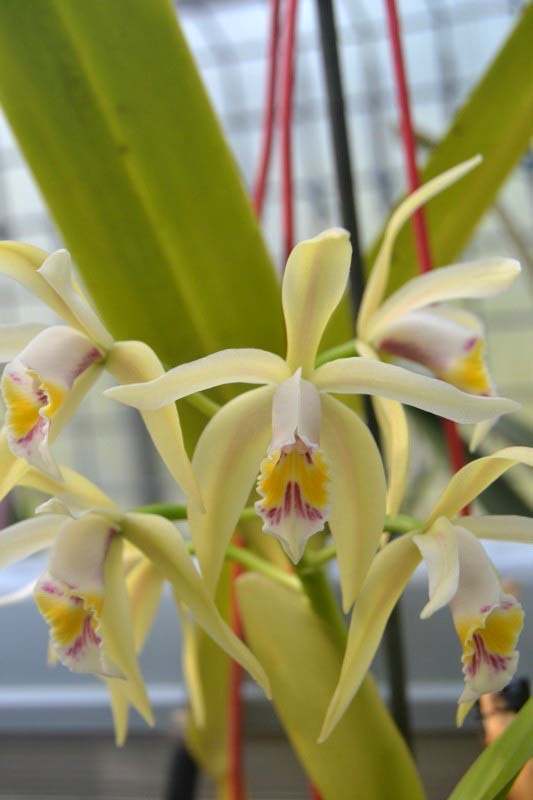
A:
185,391,221,418
182,540,301,592
134,503,259,522
315,339,357,366
135,503,189,519
295,556,347,649
304,514,420,568
135,504,420,537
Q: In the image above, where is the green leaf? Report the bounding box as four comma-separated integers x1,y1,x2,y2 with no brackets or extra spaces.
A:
367,5,533,293
238,573,425,800
0,0,285,365
448,699,533,800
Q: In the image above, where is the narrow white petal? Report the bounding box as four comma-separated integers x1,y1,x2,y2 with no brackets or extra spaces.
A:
413,517,460,619
321,395,386,611
0,242,81,328
105,348,289,410
319,535,421,742
106,341,203,509
357,156,482,335
188,386,275,592
355,340,408,516
451,526,501,619
38,250,113,348
459,515,533,544
313,357,518,423
366,258,520,342
427,447,533,525
121,512,270,695
0,514,62,570
282,228,352,375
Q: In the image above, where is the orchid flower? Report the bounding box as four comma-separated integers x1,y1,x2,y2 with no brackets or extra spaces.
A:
0,242,201,507
106,229,517,611
0,476,270,737
354,157,520,509
319,446,533,742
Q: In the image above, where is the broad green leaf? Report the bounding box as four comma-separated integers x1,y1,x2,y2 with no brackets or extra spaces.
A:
238,573,425,800
448,699,533,800
368,5,533,293
0,0,284,366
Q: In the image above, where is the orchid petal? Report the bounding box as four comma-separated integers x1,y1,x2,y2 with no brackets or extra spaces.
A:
321,395,386,611
313,357,518,423
282,228,352,375
107,558,164,745
270,370,321,451
469,419,494,453
106,341,203,509
0,428,29,503
319,535,421,742
357,156,482,335
188,386,274,592
256,375,328,562
372,397,409,517
459,515,533,544
0,514,61,569
356,339,408,516
48,513,116,595
177,601,206,729
450,526,523,707
427,447,533,525
0,360,103,496
0,323,48,362
105,348,289,410
19,465,117,511
413,517,460,619
34,513,123,679
101,536,154,726
1,327,103,478
121,512,270,696
373,308,493,396
38,250,113,349
0,242,81,329
366,258,520,342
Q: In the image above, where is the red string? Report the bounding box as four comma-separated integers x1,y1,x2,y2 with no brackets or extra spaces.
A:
253,0,281,217
384,0,470,512
280,0,299,260
228,536,246,800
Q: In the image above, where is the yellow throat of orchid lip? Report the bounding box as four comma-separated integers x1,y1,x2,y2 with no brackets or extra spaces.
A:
456,601,524,676
257,439,329,527
440,338,491,395
3,371,66,439
35,584,103,650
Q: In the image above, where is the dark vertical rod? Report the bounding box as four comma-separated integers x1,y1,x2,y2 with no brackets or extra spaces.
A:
165,742,199,800
315,0,413,749
315,0,364,316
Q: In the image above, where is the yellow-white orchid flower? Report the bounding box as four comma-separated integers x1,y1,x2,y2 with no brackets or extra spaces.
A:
357,155,519,398
0,485,269,717
319,446,533,742
0,242,201,506
106,229,517,611
355,156,520,507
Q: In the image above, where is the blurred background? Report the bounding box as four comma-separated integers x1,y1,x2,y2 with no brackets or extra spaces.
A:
0,0,531,798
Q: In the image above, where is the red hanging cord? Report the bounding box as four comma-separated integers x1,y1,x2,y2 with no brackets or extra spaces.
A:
253,0,281,217
280,0,299,260
384,0,470,510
